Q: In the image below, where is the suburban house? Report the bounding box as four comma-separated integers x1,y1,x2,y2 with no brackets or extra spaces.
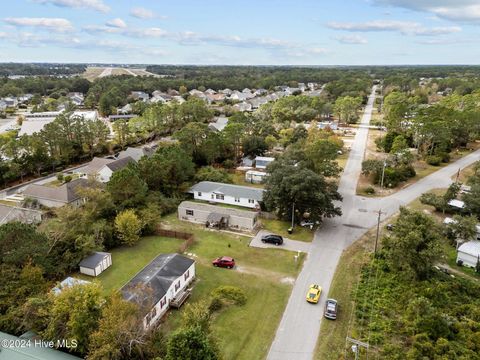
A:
52,277,91,295
22,178,89,208
77,156,134,182
457,241,480,268
117,146,155,162
208,116,229,132
178,201,258,231
79,252,112,277
188,181,264,209
254,156,275,169
130,91,150,102
245,170,268,184
0,331,82,360
121,253,195,330
0,204,42,225
233,102,252,112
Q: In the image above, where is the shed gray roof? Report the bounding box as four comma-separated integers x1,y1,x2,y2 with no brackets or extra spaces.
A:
23,178,89,204
188,181,264,201
79,251,111,269
179,201,257,219
81,157,115,175
105,156,134,171
121,253,194,308
117,147,154,162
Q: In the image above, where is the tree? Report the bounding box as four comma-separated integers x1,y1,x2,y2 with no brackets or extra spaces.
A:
88,294,148,360
382,207,442,280
333,96,362,124
445,215,478,245
242,136,268,157
166,326,220,360
264,161,342,223
115,209,142,246
107,166,148,209
383,91,411,131
195,166,232,184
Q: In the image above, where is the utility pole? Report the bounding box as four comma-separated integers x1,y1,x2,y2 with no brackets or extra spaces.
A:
380,161,387,189
346,337,369,359
374,209,384,255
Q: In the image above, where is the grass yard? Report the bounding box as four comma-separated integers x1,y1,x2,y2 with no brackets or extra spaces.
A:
230,171,265,189
260,218,314,242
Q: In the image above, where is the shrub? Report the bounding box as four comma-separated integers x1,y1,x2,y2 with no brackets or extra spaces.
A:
365,186,375,194
211,286,247,306
208,297,223,312
56,173,64,182
63,175,72,183
426,155,442,166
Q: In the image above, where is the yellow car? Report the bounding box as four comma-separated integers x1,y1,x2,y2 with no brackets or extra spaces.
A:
306,284,322,303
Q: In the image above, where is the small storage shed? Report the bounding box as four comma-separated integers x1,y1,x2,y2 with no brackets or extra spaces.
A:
245,170,267,184
79,251,112,277
456,240,480,268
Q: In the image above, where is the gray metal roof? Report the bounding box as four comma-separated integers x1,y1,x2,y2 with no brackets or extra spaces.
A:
458,241,480,256
0,204,42,225
23,178,89,203
117,147,154,162
121,253,194,308
105,156,134,171
81,157,115,175
188,181,264,201
79,251,111,269
179,201,257,219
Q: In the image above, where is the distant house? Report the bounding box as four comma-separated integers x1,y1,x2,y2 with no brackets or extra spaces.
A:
233,102,252,112
130,91,150,102
245,170,268,184
52,277,91,295
118,103,133,114
230,91,249,102
248,97,268,109
67,92,84,106
188,181,264,209
254,88,268,96
77,156,134,182
254,156,275,169
448,199,466,210
22,178,89,208
19,110,97,136
0,331,82,359
179,200,258,231
317,121,338,130
117,146,155,162
109,114,136,121
0,204,42,225
121,253,195,329
457,241,480,268
79,252,112,277
3,97,18,108
189,89,208,101
206,93,226,103
241,156,254,167
208,117,229,132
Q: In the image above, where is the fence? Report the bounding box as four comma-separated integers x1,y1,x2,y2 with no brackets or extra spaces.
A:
155,227,195,253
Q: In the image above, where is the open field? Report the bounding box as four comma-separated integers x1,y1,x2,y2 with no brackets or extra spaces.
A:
83,66,159,81
81,213,305,360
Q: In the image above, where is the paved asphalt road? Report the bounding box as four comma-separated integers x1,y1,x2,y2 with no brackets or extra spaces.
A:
267,86,480,360
250,229,312,253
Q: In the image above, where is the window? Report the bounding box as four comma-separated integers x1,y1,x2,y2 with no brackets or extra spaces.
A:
211,194,215,199
234,197,240,202
160,297,167,309
184,270,190,280
197,192,202,196
248,199,255,204
216,194,224,200
186,209,194,216
175,281,181,291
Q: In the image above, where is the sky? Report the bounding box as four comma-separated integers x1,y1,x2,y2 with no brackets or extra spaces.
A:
1,0,480,65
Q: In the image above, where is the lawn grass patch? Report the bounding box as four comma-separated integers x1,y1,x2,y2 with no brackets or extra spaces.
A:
260,218,314,243
230,171,265,189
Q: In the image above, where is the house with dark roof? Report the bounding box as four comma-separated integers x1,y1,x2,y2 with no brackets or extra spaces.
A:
188,181,264,209
22,178,89,208
121,253,195,329
79,252,112,277
76,156,134,183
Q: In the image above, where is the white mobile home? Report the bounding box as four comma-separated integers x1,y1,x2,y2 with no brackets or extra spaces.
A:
254,156,275,169
188,181,264,209
457,241,480,268
245,170,268,184
122,253,195,329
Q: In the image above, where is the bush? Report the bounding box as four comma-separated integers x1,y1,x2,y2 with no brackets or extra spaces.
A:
426,155,442,166
63,175,72,183
364,186,375,194
56,173,64,182
211,286,247,306
208,297,223,312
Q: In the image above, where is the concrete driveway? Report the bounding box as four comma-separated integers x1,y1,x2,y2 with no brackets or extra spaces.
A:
250,229,312,253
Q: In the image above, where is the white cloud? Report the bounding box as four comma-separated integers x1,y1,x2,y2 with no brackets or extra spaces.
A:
130,7,158,19
4,17,74,32
334,34,368,44
35,0,110,13
373,0,480,23
106,18,127,28
83,24,168,38
327,20,461,36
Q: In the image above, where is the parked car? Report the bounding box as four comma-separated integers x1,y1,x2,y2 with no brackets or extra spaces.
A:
300,220,315,229
212,256,235,269
306,284,322,304
324,299,338,320
261,234,283,245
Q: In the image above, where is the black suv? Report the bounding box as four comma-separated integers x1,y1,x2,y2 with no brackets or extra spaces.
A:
261,234,284,245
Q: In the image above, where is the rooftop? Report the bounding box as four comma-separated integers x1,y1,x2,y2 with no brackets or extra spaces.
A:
188,181,264,201
458,240,480,256
179,201,258,219
79,251,111,269
23,178,89,204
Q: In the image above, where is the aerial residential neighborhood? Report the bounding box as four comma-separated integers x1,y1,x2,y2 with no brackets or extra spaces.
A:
1,1,480,360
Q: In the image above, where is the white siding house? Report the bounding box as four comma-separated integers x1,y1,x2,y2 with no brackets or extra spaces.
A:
188,181,264,209
122,254,195,330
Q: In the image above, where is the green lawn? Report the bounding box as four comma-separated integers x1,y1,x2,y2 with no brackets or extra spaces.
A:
230,171,265,189
260,218,314,243
84,213,305,360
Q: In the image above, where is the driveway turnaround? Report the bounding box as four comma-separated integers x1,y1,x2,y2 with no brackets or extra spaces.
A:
250,230,312,253
267,86,480,360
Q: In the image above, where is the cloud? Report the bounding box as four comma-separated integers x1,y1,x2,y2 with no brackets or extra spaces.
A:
83,24,168,38
4,17,74,32
130,7,160,19
373,0,480,23
334,34,368,44
176,32,295,49
35,0,110,13
106,18,127,28
327,20,461,36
